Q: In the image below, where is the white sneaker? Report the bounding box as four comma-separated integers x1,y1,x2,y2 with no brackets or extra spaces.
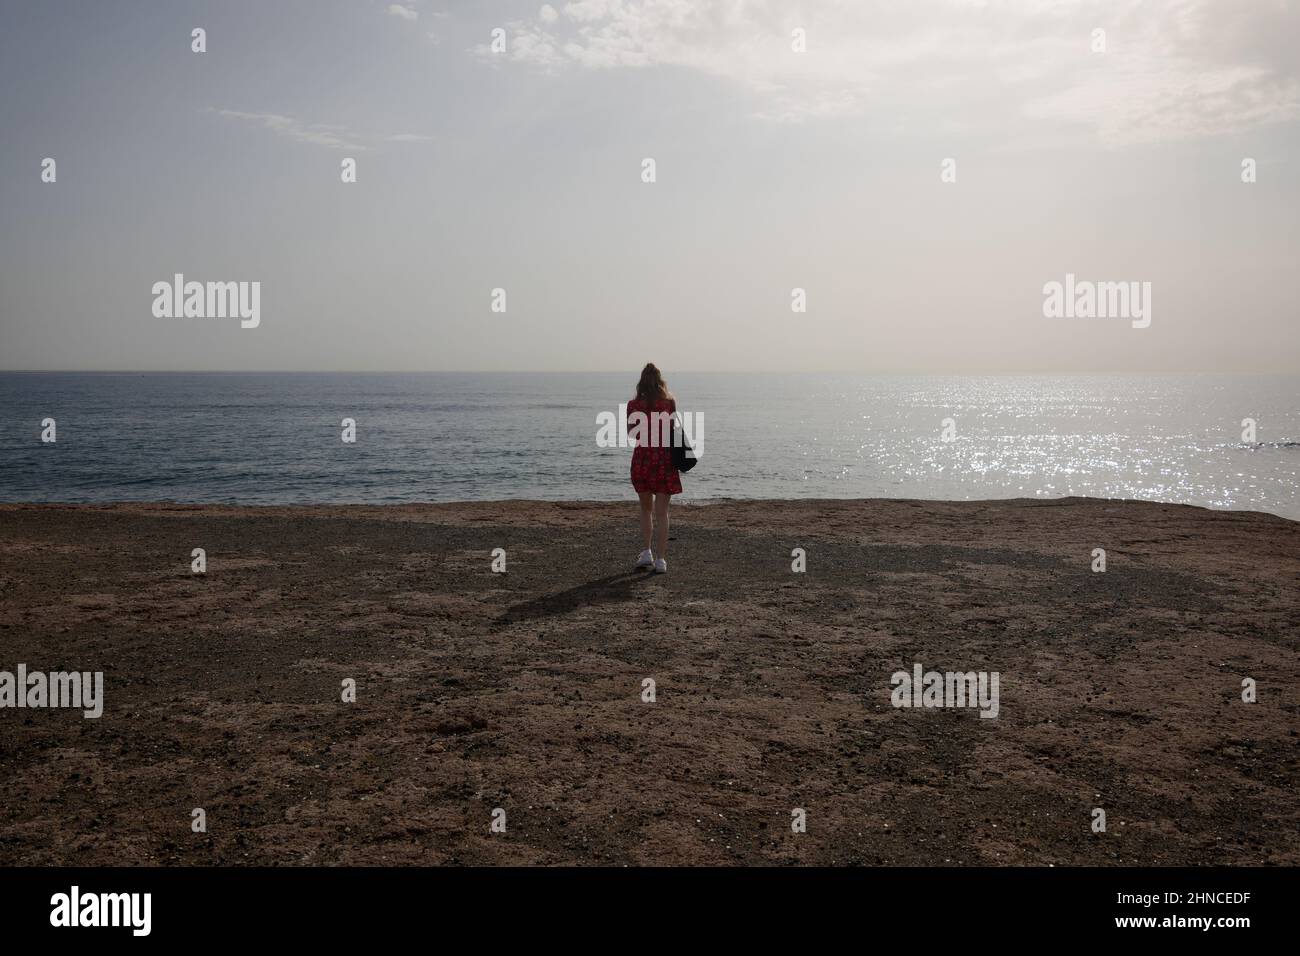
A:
653,558,668,574
635,549,654,569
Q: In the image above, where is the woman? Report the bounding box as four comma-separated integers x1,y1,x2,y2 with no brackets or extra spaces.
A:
628,363,680,574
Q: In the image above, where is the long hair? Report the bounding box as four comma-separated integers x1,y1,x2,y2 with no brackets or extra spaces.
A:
634,363,670,407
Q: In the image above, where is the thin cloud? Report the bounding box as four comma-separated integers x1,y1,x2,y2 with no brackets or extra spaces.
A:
473,0,1300,144
214,110,368,150
388,4,418,22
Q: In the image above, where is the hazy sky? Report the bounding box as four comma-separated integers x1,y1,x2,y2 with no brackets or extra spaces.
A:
1,0,1297,372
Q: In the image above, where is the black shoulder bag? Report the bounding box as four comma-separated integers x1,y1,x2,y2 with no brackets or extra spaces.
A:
670,410,698,473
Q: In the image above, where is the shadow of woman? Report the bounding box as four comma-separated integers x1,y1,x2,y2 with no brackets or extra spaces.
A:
495,571,654,626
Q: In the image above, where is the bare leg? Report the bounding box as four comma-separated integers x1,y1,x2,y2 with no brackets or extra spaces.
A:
653,493,670,558
638,492,654,551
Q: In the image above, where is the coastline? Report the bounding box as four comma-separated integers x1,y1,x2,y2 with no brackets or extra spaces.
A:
1,497,1296,865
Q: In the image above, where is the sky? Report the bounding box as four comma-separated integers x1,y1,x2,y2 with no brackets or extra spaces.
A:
0,0,1297,373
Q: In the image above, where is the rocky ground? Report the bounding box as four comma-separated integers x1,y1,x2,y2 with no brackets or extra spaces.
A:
0,497,1296,865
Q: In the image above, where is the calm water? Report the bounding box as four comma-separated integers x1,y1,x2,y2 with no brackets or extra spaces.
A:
1,372,1297,519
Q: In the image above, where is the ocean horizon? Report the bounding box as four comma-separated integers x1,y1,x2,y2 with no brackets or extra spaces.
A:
3,370,1297,519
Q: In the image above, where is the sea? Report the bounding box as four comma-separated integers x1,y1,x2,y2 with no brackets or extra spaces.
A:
1,372,1297,520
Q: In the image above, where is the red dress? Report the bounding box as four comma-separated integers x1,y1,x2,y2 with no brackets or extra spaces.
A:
628,397,682,495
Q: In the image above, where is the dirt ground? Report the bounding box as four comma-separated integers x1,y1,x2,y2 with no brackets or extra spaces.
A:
0,497,1296,865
